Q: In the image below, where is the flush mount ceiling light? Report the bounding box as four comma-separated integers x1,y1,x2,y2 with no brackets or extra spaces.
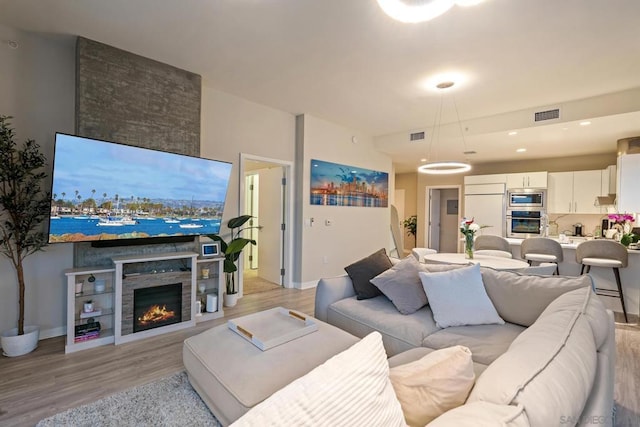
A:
418,81,472,175
376,0,484,24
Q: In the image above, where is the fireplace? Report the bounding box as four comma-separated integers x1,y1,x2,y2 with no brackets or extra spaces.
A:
133,283,182,333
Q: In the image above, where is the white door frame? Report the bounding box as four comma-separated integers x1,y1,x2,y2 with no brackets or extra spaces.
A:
424,185,462,252
239,153,294,295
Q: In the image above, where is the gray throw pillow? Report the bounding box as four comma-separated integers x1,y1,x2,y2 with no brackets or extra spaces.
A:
371,256,428,314
344,248,393,300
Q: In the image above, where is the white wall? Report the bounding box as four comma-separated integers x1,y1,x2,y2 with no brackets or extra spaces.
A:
295,114,393,287
0,25,76,338
200,87,296,220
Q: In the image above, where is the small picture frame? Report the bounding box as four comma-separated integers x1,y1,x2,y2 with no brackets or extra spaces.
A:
200,242,220,258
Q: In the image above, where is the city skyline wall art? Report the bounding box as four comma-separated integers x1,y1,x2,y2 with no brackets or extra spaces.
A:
310,159,389,207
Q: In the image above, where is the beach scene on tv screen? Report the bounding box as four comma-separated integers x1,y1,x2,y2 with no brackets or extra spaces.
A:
48,134,233,243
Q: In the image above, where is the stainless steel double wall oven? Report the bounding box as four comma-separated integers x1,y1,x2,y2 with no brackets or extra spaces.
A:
506,189,547,238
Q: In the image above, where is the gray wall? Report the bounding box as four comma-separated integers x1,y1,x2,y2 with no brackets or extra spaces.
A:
76,37,201,156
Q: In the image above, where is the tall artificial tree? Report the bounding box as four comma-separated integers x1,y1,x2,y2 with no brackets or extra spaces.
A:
0,116,50,335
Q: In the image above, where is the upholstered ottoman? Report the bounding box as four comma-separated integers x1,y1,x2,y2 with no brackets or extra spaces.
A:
183,313,359,426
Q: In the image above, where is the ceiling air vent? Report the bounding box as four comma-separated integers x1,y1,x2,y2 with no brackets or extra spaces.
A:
534,108,560,122
409,131,425,142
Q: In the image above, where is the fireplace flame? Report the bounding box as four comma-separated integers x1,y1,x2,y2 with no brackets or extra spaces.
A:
137,304,177,326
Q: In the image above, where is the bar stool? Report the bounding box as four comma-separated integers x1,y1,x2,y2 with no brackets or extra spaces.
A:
474,235,513,258
520,237,563,275
576,239,628,323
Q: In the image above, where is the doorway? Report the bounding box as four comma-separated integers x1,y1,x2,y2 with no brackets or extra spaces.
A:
425,186,461,253
239,154,294,296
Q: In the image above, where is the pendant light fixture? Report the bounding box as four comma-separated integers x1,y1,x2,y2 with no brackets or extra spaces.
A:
417,81,472,175
376,0,485,24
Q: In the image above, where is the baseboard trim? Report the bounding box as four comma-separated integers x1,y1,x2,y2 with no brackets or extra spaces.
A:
40,326,66,340
294,280,318,290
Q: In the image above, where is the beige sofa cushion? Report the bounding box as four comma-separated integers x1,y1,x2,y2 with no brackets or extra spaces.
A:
427,401,529,426
390,345,475,427
231,332,405,426
328,295,440,356
468,287,598,427
480,267,591,327
422,322,525,365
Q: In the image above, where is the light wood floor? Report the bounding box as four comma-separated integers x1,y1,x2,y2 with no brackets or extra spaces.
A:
0,287,315,427
243,269,281,295
0,288,638,427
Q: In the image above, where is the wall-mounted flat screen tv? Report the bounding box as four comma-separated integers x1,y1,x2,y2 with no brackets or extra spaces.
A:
48,133,233,245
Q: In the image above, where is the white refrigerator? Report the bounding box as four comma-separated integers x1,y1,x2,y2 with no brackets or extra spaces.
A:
464,183,506,237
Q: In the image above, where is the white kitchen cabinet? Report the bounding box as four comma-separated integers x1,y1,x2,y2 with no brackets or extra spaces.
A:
548,170,601,214
464,174,507,185
506,171,547,189
464,183,506,237
617,153,640,213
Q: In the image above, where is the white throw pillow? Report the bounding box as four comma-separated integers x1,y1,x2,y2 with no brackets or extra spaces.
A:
419,263,504,328
231,331,406,427
389,345,475,427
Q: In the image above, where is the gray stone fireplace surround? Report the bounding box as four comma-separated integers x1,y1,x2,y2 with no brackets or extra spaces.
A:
72,36,203,269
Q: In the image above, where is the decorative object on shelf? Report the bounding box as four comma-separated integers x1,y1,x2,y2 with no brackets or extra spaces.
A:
0,116,50,357
201,267,210,279
83,300,94,313
195,300,202,315
207,215,257,307
198,282,206,294
460,218,486,259
75,281,84,296
206,294,218,313
418,81,472,175
200,241,220,257
94,279,106,293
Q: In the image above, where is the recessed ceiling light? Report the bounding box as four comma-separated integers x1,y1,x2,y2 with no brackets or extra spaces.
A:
420,158,427,162
516,148,527,153
508,131,518,136
580,121,591,126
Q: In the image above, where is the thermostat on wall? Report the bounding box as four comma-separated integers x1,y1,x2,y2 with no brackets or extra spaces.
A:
201,242,220,257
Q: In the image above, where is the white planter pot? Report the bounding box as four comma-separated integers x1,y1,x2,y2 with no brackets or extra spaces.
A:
1,325,40,357
223,293,238,307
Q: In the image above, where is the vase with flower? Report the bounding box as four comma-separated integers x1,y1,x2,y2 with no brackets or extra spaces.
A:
607,213,637,247
460,218,488,259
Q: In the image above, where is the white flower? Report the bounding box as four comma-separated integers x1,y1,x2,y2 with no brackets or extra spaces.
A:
469,223,481,232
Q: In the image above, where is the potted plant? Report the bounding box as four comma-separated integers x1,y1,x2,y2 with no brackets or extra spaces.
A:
207,215,256,307
402,215,417,247
0,116,51,357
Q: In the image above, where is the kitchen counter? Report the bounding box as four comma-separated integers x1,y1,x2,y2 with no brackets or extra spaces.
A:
506,237,640,251
506,237,640,321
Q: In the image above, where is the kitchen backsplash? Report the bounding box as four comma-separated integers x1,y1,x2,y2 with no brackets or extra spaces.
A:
549,213,612,237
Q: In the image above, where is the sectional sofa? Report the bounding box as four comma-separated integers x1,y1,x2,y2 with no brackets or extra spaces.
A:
313,258,615,426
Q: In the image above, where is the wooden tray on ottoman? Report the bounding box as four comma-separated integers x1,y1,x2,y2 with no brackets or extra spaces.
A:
227,307,318,351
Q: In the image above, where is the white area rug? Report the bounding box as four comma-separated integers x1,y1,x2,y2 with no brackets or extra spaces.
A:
36,371,221,427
